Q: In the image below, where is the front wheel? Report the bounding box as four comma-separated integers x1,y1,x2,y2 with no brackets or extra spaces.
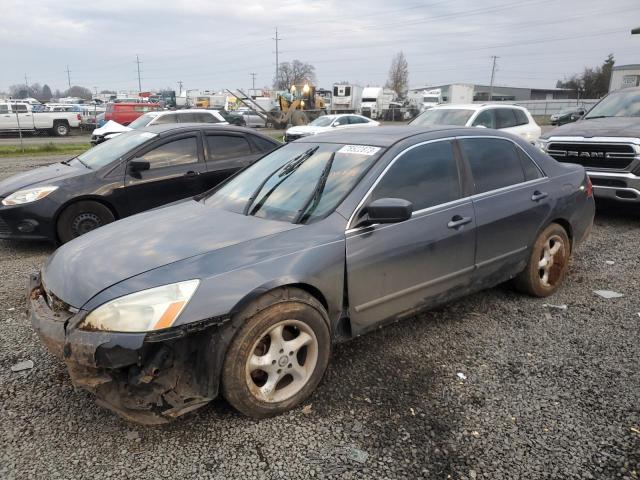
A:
222,289,331,418
56,200,115,243
513,223,570,297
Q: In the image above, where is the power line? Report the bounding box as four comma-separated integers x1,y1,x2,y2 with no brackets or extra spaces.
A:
135,55,142,92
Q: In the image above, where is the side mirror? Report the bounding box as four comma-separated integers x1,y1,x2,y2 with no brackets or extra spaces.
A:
358,198,413,227
129,160,150,173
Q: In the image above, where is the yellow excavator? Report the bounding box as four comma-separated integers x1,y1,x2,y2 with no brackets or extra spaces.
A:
227,84,328,129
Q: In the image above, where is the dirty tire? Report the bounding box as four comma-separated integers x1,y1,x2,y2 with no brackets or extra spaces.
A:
222,288,331,418
53,121,70,137
513,223,570,297
56,200,115,244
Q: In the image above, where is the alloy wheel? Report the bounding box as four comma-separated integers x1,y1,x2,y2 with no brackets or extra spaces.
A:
538,234,566,287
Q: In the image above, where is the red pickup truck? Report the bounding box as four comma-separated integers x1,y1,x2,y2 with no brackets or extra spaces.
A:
104,102,161,125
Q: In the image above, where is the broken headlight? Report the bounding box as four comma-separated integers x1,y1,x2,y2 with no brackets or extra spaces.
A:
81,280,200,332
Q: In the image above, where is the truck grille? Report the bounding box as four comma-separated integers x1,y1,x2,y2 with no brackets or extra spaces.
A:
547,142,636,170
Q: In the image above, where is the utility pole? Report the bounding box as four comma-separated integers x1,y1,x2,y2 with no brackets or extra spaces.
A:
273,27,282,87
177,80,183,95
135,55,142,93
65,66,71,89
24,73,29,91
250,73,257,91
488,55,499,101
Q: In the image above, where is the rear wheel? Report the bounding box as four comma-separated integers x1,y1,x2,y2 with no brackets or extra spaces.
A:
56,201,115,243
53,121,70,137
513,223,570,297
222,289,330,418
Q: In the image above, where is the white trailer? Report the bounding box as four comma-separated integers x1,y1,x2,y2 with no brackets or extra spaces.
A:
360,87,396,119
447,84,474,104
331,84,363,113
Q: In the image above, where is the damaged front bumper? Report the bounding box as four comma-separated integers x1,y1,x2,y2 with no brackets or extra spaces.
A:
28,272,230,425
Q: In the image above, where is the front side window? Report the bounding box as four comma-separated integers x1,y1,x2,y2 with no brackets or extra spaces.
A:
334,117,349,126
370,141,460,211
309,116,335,127
204,143,382,223
495,109,517,129
128,114,155,129
206,135,252,161
0,105,8,114
197,112,219,123
472,110,494,128
460,138,525,193
140,137,199,169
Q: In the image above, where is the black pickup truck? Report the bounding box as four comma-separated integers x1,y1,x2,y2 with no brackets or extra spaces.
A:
537,87,640,204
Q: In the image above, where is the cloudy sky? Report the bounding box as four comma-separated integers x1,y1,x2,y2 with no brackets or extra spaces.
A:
1,0,638,94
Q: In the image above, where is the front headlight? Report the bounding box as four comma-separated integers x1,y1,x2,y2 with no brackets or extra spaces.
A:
81,280,200,332
2,186,58,206
534,140,549,152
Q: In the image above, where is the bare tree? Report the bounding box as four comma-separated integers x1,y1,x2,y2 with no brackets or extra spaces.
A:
385,51,409,99
41,84,53,101
274,60,316,89
65,85,93,100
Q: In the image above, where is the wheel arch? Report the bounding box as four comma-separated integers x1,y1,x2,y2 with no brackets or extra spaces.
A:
53,195,121,241
548,217,574,252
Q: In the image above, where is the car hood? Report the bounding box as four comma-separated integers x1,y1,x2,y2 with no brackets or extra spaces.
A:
541,117,640,139
92,120,131,136
0,162,85,197
287,125,330,135
42,199,302,308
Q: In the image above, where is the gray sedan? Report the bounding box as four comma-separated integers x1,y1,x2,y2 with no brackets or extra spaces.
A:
29,126,594,424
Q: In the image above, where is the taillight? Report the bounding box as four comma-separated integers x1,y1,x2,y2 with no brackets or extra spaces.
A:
584,175,593,198
77,114,81,121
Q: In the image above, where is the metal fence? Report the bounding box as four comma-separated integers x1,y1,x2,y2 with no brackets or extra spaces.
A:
510,99,600,116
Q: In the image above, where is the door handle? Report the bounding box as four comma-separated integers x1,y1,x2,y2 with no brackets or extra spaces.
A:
184,170,200,177
531,190,548,201
447,215,472,229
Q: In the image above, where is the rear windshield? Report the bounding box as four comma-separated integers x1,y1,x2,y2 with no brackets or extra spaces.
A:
410,108,474,126
204,142,383,223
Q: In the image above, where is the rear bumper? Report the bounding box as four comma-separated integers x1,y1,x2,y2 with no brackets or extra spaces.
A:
28,272,228,424
588,170,640,203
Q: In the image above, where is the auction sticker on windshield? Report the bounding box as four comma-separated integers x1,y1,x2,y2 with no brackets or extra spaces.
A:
338,145,381,156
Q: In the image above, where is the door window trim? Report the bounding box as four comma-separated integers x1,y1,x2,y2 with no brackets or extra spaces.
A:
345,135,548,232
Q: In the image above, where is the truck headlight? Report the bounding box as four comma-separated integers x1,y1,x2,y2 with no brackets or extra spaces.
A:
2,186,58,206
534,140,549,152
81,280,200,332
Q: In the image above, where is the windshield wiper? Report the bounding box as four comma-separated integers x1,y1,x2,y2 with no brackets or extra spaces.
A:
582,116,609,120
75,157,91,169
243,146,319,216
293,152,336,224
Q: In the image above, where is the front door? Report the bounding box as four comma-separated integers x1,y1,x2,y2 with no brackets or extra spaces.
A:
458,137,551,281
346,139,476,334
125,133,207,214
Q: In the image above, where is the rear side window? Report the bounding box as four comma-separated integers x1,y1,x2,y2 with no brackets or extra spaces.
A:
0,105,8,114
348,116,367,124
206,135,252,161
495,109,517,129
11,104,28,113
460,138,525,193
140,137,199,169
514,109,529,126
371,140,460,211
519,149,543,180
177,113,199,123
197,112,219,123
250,135,277,153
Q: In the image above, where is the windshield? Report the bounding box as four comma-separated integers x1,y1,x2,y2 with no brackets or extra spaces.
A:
409,108,474,126
72,130,157,169
585,89,640,119
309,116,336,127
127,114,155,129
204,142,383,223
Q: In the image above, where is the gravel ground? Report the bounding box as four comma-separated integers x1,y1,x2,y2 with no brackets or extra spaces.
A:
0,155,638,479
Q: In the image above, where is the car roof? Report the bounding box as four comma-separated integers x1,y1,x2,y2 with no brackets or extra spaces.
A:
296,125,466,146
430,103,526,111
140,123,279,141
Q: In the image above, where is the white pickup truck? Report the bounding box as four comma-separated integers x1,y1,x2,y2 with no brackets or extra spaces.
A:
0,102,82,136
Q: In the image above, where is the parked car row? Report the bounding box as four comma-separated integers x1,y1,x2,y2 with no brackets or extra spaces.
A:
0,102,81,136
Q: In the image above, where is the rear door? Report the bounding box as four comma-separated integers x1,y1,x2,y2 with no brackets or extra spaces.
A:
203,133,260,189
346,139,476,333
458,137,550,281
125,132,208,213
494,108,518,135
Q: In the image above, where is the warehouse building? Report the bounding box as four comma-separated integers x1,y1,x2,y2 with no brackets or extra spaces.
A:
408,83,576,101
609,64,640,91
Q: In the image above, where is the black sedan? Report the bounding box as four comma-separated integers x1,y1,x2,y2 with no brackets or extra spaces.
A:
550,107,586,126
29,126,594,424
0,124,279,243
